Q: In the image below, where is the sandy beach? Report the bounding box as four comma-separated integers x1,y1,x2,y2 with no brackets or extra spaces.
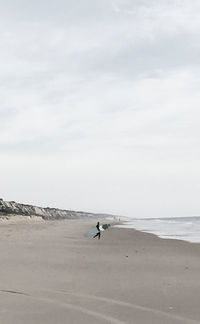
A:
0,218,200,324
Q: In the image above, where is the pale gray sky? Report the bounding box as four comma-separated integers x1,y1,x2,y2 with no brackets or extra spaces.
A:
0,0,200,217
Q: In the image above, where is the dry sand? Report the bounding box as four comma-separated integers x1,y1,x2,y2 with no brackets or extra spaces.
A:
0,218,200,324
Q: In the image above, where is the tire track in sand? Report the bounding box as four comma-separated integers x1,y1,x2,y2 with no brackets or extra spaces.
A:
52,290,200,324
0,289,125,324
0,289,199,324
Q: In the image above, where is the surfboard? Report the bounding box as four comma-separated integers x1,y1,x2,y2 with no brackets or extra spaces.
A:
84,227,99,237
84,224,111,237
102,223,110,230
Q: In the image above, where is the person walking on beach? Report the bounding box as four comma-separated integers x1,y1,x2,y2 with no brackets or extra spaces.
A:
93,221,101,239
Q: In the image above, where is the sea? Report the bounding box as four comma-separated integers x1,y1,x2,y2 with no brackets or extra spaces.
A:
116,217,200,243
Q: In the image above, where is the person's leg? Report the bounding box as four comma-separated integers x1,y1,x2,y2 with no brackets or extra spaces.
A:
93,232,100,239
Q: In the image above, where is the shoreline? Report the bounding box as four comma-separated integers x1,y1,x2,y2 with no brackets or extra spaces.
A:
0,219,200,323
116,217,200,244
116,225,200,245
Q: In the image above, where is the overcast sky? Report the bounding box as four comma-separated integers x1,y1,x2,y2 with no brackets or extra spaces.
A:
0,0,200,218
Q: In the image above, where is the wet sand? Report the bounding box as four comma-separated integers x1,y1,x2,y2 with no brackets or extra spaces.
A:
0,218,200,324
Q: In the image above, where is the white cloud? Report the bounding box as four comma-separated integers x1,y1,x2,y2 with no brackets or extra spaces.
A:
0,0,200,217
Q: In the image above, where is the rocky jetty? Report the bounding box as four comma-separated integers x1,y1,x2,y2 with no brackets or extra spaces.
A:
0,199,110,220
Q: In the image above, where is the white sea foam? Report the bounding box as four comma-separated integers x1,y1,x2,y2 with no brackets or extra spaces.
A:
116,217,200,243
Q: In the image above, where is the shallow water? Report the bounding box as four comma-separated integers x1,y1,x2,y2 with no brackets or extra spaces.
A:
116,217,200,243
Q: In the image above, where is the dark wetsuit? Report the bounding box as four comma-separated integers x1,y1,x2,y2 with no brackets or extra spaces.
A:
93,222,101,239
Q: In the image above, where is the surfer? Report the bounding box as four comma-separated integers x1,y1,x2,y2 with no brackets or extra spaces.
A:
93,221,101,239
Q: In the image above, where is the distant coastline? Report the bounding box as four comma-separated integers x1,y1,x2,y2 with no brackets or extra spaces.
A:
0,198,117,221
